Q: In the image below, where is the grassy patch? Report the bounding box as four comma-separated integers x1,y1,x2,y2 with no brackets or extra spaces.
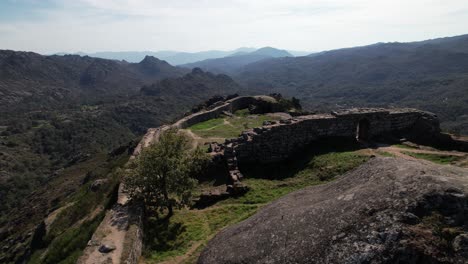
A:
143,204,258,263
419,212,464,246
26,152,127,263
188,109,281,139
189,118,224,131
394,143,417,149
228,151,369,205
234,108,250,117
43,214,103,264
402,151,462,165
377,151,396,157
144,140,369,262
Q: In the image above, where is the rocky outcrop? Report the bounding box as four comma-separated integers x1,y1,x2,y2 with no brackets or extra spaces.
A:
79,95,448,264
79,96,281,263
198,157,468,264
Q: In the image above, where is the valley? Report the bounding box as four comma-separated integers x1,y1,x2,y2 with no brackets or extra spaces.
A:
0,34,468,264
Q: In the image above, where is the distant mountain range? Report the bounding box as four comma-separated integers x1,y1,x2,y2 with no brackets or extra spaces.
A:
4,34,468,135
2,34,468,263
232,34,468,134
180,47,294,74
54,47,312,65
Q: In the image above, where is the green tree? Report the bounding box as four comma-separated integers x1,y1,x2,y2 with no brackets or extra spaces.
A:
126,129,209,218
291,97,302,110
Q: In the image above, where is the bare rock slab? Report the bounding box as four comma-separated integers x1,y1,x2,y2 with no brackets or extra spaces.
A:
198,157,468,264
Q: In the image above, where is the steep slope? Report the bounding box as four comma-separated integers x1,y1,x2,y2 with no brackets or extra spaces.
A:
181,47,293,74
0,62,241,263
235,34,468,134
199,157,468,264
0,51,188,112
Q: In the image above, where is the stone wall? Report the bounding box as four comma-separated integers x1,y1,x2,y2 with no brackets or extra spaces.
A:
173,96,268,129
234,108,439,164
78,96,274,264
80,96,441,264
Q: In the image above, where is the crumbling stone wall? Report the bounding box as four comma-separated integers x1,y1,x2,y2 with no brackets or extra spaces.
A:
173,96,268,129
235,108,439,164
78,96,274,264
80,96,441,264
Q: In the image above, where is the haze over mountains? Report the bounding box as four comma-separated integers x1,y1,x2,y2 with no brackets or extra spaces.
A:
1,34,467,214
1,32,468,263
2,34,468,134
180,47,294,74
233,34,468,134
56,47,311,65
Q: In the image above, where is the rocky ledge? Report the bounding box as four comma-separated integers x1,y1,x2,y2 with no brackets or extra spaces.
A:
198,157,468,264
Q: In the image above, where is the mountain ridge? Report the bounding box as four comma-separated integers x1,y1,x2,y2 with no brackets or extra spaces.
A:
180,47,293,74
233,34,468,134
54,47,307,65
0,51,188,112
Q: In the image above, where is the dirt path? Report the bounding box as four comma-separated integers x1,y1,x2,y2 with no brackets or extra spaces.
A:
180,129,226,149
381,145,466,157
267,112,292,119
77,205,128,264
139,140,467,264
223,119,233,126
365,143,468,167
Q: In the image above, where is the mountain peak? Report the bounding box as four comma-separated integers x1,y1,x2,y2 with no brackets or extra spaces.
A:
191,67,205,74
251,47,293,57
140,55,165,64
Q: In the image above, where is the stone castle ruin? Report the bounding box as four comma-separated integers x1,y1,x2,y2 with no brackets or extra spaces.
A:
79,95,444,264
234,107,440,164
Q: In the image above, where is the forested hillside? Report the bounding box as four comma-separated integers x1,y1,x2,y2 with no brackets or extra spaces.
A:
0,54,240,262
234,35,468,134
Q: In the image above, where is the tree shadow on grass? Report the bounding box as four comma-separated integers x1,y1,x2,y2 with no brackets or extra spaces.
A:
143,217,186,255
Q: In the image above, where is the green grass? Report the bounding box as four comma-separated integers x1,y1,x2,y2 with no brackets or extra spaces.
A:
189,118,224,131
377,151,396,157
402,151,462,164
234,108,250,117
143,204,258,263
188,109,281,139
26,152,127,264
42,214,104,264
394,143,417,149
143,142,369,263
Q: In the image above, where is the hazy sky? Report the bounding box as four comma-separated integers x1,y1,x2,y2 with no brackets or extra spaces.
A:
1,0,467,54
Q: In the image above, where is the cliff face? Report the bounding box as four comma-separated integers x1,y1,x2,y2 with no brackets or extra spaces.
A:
199,157,468,264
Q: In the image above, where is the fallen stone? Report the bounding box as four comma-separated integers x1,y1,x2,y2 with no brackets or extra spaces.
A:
90,179,108,192
453,234,468,253
98,244,116,253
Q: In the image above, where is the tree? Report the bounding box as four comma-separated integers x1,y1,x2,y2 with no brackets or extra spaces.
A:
291,97,302,110
126,129,209,218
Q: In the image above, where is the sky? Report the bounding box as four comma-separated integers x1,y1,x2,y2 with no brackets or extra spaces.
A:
0,0,467,54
